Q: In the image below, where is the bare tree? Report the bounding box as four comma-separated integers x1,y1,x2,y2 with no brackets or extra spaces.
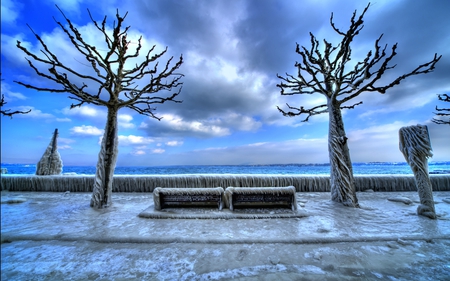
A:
432,94,450,125
15,6,183,208
1,74,31,118
277,3,441,207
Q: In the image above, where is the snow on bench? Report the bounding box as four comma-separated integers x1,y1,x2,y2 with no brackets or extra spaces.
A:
224,186,298,211
153,187,224,211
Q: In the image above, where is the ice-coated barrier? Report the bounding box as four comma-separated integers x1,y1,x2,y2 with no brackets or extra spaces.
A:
1,174,449,192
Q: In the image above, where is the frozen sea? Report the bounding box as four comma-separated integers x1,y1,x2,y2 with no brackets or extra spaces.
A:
1,161,449,175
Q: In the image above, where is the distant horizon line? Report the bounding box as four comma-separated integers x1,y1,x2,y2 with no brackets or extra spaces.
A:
2,161,450,167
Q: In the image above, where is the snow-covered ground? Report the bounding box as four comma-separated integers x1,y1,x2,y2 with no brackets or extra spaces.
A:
2,191,450,280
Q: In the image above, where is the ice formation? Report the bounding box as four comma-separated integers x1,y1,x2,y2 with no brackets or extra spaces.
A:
90,109,119,209
2,174,449,193
35,129,63,175
399,124,436,219
328,100,359,208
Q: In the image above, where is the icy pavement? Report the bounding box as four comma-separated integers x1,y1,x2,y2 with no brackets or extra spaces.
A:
2,191,450,280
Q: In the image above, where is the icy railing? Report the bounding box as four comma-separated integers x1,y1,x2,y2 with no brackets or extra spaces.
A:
1,174,449,192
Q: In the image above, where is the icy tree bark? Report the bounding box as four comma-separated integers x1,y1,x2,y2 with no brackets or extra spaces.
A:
90,107,119,208
36,128,63,175
399,125,436,219
328,100,359,207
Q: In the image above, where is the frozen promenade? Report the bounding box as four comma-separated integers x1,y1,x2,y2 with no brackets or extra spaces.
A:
2,191,450,280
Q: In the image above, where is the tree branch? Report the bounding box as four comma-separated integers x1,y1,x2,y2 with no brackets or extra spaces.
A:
277,103,328,122
277,2,441,122
432,93,450,125
15,5,184,120
0,94,31,118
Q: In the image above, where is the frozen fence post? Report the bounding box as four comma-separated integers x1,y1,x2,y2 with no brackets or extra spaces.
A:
399,124,436,219
36,128,63,176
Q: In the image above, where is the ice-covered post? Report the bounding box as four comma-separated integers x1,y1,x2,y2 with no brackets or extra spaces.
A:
36,128,63,175
399,125,436,219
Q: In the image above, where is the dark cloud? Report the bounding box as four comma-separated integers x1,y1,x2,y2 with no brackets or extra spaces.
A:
123,0,242,57
232,1,376,74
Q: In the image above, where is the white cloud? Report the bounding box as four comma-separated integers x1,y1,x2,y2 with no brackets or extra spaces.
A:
120,122,135,128
132,150,146,156
118,114,135,129
51,0,83,13
1,0,21,24
70,125,103,136
141,113,263,138
152,148,165,154
118,135,154,146
0,83,27,101
137,138,330,165
136,145,148,150
118,114,133,122
56,118,71,122
1,34,32,66
247,142,267,147
11,106,51,118
346,120,422,162
57,138,74,149
348,121,418,142
63,106,103,117
166,140,183,146
159,114,231,137
58,145,72,150
225,113,262,131
58,138,75,150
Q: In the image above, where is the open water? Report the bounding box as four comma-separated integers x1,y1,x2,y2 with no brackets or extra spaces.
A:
1,162,449,175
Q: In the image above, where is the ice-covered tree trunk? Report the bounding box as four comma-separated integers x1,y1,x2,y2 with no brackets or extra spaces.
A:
36,128,63,175
328,99,359,207
90,107,119,208
399,125,436,219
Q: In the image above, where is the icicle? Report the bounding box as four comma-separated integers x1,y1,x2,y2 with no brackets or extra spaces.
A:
2,174,449,193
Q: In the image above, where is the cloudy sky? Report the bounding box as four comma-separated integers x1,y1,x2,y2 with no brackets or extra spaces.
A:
1,0,449,166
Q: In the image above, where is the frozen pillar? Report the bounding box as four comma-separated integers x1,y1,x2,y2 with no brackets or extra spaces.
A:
36,128,63,175
399,124,436,219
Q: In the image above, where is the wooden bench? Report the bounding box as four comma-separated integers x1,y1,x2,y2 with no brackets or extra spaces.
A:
153,187,224,210
224,186,298,211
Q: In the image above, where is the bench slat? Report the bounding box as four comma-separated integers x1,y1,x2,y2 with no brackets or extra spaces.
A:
225,186,297,211
154,187,224,210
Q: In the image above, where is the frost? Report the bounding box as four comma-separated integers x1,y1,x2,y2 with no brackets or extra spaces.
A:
2,191,450,280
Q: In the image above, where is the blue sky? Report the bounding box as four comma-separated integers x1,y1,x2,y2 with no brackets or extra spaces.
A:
1,0,449,166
